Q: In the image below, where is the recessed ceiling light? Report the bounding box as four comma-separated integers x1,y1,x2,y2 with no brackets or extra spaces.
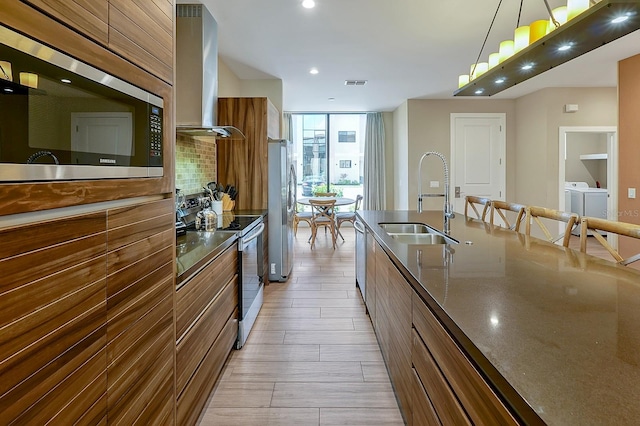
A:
521,63,534,71
328,97,335,101
558,43,572,52
302,0,315,9
60,78,71,83
611,15,629,24
495,78,506,84
309,68,319,75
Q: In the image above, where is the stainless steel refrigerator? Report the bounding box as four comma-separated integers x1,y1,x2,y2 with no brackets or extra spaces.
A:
268,139,295,282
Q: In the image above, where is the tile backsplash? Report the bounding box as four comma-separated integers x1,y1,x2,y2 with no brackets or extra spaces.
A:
175,133,216,195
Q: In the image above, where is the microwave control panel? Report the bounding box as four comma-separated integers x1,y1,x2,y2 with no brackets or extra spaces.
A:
149,106,163,165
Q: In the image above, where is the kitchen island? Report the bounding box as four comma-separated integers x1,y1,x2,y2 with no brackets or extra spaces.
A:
358,210,640,425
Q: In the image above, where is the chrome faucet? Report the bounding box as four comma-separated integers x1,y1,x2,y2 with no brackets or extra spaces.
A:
417,151,455,234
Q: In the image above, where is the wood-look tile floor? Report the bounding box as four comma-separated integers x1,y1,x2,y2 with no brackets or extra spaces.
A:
198,226,404,426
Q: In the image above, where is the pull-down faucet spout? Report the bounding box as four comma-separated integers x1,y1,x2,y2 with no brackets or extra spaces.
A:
417,151,455,234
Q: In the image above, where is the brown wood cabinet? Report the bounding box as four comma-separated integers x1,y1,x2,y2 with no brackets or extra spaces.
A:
0,197,174,424
412,292,518,426
373,241,412,425
105,198,175,424
1,0,174,217
217,97,281,211
21,0,109,44
364,235,518,426
176,242,239,425
20,0,173,84
108,0,173,84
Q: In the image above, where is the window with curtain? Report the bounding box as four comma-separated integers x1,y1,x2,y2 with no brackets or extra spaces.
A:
290,113,366,201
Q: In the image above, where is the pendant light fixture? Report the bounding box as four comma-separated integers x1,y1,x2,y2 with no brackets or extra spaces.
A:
454,0,640,97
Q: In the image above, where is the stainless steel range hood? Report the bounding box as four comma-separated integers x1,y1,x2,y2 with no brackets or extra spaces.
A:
176,4,244,139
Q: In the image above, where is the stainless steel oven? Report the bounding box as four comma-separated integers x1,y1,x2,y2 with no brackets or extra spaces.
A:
0,25,163,181
220,215,265,349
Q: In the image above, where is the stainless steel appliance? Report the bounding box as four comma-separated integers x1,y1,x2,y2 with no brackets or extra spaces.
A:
268,139,296,282
0,25,163,181
175,4,244,139
225,216,265,349
354,217,366,301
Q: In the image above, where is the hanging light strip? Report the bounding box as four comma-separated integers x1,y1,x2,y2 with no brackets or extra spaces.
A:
454,0,640,97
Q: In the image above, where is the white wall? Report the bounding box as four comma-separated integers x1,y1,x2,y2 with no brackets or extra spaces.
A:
218,59,241,97
514,87,617,209
393,102,409,209
218,57,284,115
565,133,608,188
405,99,518,211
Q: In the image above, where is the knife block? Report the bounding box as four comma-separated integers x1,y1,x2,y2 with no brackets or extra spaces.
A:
222,194,235,211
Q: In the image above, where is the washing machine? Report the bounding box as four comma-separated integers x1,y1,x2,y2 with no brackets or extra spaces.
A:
565,182,608,235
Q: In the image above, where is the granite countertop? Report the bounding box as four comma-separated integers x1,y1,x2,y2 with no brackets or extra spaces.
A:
358,210,640,425
175,210,268,287
176,230,237,287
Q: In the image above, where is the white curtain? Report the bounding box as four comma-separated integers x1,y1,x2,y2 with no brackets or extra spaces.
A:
363,112,386,210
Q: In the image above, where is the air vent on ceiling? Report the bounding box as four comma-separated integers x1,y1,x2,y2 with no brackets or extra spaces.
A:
344,80,367,86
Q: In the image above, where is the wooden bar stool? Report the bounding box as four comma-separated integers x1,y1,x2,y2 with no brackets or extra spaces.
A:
490,200,526,231
464,196,491,221
579,217,640,265
524,206,579,247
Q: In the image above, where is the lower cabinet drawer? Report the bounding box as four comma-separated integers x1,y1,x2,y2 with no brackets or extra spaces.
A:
176,276,238,397
412,294,517,425
412,329,471,425
412,368,442,426
177,311,238,426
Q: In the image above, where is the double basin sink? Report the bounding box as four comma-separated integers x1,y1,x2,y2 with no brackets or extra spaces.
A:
379,222,458,245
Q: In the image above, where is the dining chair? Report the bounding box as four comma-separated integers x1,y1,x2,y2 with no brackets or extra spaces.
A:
309,199,337,249
293,203,313,236
464,195,491,221
314,192,337,197
524,206,579,247
336,194,363,241
579,217,640,265
490,200,526,231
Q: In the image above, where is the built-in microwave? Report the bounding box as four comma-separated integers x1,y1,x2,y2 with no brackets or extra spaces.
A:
0,25,163,181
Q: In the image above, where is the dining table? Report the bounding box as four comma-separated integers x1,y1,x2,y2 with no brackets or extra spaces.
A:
296,196,356,243
297,196,355,207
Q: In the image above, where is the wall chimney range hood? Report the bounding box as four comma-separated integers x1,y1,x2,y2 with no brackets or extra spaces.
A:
176,4,244,139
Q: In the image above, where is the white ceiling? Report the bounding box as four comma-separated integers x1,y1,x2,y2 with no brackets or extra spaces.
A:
190,0,640,112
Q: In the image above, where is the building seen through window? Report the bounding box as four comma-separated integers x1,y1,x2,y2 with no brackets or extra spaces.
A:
291,113,365,202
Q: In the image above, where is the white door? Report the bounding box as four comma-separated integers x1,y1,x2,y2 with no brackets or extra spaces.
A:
450,114,505,214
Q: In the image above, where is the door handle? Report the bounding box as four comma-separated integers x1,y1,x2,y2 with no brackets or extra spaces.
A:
455,186,461,198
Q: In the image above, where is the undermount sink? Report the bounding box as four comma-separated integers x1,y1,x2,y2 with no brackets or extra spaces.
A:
379,223,433,234
379,222,458,245
391,233,454,244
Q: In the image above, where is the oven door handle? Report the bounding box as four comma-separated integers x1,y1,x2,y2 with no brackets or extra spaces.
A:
243,222,265,244
354,220,365,234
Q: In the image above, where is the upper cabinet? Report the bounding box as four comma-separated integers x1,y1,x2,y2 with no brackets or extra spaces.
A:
20,0,173,84
217,97,281,211
21,0,109,44
108,0,173,84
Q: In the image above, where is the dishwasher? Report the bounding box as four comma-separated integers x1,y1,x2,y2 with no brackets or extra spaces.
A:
354,217,366,301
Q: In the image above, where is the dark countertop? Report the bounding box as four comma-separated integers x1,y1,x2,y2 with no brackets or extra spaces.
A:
175,210,267,287
176,230,237,287
357,210,640,425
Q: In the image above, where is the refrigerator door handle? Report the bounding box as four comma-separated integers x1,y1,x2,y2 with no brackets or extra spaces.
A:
287,164,297,214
